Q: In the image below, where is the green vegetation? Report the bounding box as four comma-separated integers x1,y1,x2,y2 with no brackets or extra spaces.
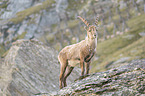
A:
0,3,7,9
12,32,27,41
91,14,145,73
67,0,88,11
68,20,79,29
0,44,6,57
9,0,55,24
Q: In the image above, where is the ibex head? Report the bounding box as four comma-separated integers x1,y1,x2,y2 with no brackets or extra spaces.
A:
78,16,99,39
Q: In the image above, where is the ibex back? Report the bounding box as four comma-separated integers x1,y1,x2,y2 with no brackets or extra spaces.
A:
58,16,99,89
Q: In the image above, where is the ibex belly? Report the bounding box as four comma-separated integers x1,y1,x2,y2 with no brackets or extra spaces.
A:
68,59,80,67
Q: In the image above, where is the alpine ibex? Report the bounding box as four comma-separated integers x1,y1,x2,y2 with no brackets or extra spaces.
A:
58,16,99,89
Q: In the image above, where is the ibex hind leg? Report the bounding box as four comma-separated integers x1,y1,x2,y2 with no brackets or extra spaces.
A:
63,66,74,87
59,60,68,89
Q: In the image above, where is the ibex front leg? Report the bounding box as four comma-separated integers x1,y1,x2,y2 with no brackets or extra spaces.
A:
85,61,90,75
85,52,95,75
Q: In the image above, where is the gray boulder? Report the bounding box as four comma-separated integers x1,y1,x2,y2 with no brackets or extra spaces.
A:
0,39,80,96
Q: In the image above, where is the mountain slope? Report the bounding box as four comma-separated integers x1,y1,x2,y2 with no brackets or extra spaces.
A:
91,14,145,72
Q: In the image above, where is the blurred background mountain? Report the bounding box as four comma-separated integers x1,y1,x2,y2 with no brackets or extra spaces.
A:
0,0,145,72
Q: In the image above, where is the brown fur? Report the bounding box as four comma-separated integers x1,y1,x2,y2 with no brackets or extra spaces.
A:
58,16,98,89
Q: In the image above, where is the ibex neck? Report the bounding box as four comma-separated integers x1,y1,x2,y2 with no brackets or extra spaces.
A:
85,37,97,48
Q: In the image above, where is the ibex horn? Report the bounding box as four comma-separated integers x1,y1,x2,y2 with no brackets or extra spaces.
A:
95,16,99,25
78,16,90,26
95,16,99,26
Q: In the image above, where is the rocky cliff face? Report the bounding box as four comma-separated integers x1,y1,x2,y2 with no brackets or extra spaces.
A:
0,0,57,47
0,0,68,54
58,59,145,95
0,39,80,96
1,0,43,20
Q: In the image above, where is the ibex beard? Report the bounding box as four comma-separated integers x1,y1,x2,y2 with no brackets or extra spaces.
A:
58,16,98,89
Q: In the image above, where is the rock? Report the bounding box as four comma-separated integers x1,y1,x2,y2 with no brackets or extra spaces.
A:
122,34,135,40
106,57,131,69
139,32,145,37
57,59,145,95
0,39,80,96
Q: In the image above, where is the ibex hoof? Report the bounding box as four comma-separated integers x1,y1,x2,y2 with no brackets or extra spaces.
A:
79,75,85,79
60,86,63,89
80,74,90,79
85,74,90,77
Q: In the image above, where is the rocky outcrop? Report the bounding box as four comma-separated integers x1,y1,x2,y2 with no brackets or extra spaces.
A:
58,59,145,95
0,39,80,96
